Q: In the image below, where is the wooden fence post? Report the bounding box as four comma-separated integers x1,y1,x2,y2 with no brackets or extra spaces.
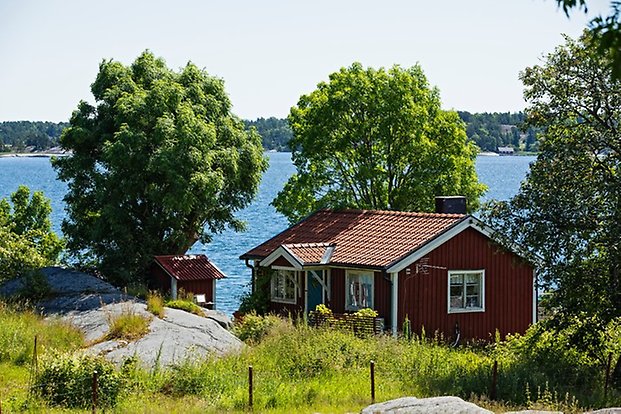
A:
604,352,613,399
490,360,498,400
370,360,376,403
248,365,253,409
92,370,98,414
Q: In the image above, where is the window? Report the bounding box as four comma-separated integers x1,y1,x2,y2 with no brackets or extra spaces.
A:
346,270,374,311
448,270,485,313
271,269,297,303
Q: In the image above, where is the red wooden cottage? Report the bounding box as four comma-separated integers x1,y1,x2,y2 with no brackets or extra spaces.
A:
240,201,536,341
151,254,226,308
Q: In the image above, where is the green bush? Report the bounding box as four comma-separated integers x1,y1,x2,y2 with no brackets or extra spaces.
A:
15,269,52,301
35,354,124,408
232,312,280,344
165,299,203,316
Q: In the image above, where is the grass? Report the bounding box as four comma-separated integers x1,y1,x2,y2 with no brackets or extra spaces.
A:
147,291,165,318
0,302,619,413
105,305,152,341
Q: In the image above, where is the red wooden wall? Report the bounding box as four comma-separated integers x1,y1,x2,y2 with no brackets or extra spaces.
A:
397,227,534,341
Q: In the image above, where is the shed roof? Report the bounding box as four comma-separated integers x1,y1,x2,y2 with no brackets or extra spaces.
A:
154,254,226,281
240,209,468,269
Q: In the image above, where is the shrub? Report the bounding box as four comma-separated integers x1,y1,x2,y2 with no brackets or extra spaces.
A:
232,311,280,344
354,307,378,318
15,269,52,301
105,306,151,341
146,291,165,318
165,300,203,316
35,354,123,408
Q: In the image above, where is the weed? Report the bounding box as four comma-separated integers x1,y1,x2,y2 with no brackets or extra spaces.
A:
147,291,165,318
105,305,151,341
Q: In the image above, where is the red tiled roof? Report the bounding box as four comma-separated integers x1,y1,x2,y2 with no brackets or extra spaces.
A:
241,209,466,269
155,254,226,281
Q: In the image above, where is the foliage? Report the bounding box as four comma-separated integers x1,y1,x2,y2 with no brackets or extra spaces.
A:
105,306,152,341
483,33,621,343
13,269,52,301
146,291,165,318
0,121,67,152
0,301,83,365
35,354,124,408
458,111,540,152
244,117,292,151
165,299,204,316
314,303,332,316
0,185,64,281
54,51,267,286
232,311,280,344
555,0,621,79
354,308,378,318
273,62,486,224
237,270,271,315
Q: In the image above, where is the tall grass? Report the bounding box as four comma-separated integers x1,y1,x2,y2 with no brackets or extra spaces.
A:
0,301,82,365
147,291,165,318
105,306,151,341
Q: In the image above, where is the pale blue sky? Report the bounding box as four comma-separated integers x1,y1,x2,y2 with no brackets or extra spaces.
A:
0,0,611,122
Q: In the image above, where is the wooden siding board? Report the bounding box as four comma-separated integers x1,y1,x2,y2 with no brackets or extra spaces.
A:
398,227,533,341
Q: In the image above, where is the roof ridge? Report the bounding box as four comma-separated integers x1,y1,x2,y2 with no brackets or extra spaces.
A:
327,209,465,218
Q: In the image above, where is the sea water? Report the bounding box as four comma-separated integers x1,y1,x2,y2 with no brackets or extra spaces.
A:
0,153,534,314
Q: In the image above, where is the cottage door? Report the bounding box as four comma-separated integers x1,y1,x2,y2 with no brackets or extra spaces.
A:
306,270,324,312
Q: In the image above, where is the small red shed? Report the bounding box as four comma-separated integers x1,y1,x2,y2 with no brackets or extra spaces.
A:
239,204,536,341
152,254,226,308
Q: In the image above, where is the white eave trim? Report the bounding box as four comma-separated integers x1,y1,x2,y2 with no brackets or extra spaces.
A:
259,245,304,270
386,216,494,274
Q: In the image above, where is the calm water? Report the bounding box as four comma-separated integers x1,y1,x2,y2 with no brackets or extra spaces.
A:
0,153,534,314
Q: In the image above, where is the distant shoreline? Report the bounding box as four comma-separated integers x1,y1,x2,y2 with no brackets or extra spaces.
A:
0,152,69,158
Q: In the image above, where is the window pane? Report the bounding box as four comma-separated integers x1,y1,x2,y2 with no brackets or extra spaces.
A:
449,271,483,311
347,272,374,310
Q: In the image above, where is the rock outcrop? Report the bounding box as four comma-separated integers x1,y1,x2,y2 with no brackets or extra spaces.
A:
0,267,242,367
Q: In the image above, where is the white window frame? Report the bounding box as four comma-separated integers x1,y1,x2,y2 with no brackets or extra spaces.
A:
345,270,374,311
271,268,298,304
447,270,485,314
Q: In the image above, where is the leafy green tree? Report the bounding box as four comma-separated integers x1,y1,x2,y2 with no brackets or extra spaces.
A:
483,33,621,350
555,0,621,78
273,63,486,223
0,186,63,281
54,51,267,285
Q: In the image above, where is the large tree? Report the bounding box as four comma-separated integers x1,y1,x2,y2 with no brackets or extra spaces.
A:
273,63,486,223
483,33,621,342
54,51,267,285
0,186,63,281
555,0,621,78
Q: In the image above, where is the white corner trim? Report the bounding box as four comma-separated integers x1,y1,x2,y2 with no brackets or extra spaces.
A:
260,245,304,270
447,269,485,314
391,272,398,336
386,217,494,274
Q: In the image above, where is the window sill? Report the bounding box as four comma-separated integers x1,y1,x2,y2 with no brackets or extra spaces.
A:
448,307,485,314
